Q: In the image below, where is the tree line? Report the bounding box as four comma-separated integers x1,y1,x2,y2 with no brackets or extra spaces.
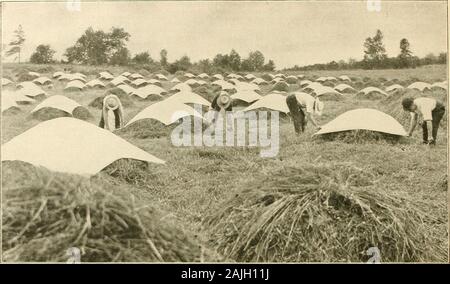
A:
5,26,275,73
285,30,446,71
5,26,446,73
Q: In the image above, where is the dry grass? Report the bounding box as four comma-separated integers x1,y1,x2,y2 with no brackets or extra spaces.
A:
30,107,91,121
204,163,446,262
2,161,219,262
2,63,447,263
271,81,289,92
316,130,406,144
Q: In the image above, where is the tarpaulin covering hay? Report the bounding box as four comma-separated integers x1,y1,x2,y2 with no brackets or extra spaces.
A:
31,107,91,121
2,161,217,262
204,163,445,262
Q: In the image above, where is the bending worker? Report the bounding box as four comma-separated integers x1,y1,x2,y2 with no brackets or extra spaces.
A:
99,94,124,131
402,96,445,145
286,92,324,134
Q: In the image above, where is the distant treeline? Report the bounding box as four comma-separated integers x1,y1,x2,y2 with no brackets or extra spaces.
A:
5,25,446,73
286,30,446,71
284,52,447,72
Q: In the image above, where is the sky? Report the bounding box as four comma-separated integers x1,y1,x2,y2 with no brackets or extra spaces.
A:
2,1,448,68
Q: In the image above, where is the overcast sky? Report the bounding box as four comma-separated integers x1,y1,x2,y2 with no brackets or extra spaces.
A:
2,1,447,68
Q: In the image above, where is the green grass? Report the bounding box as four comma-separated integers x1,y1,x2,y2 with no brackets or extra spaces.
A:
2,63,448,262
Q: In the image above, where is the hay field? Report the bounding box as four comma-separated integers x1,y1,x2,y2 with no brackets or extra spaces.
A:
1,63,448,262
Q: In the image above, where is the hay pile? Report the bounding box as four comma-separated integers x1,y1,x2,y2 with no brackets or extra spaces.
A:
355,91,386,100
101,159,153,187
261,74,273,82
117,117,207,139
193,86,216,102
31,107,91,121
316,130,404,144
286,77,298,84
316,93,343,101
16,72,36,82
204,163,444,262
116,119,176,139
88,90,134,109
271,81,289,92
2,161,216,262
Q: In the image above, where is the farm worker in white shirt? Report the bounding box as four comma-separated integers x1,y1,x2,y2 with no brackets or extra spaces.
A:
402,97,445,145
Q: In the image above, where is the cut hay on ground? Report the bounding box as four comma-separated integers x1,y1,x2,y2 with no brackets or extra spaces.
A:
2,161,217,262
204,163,445,262
100,158,153,187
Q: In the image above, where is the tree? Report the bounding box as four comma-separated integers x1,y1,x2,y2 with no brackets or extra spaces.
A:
160,49,168,67
213,53,230,69
263,59,275,71
423,53,437,65
109,47,130,66
132,51,153,65
105,27,130,59
167,55,192,73
240,58,254,72
363,29,387,69
247,51,265,71
228,49,241,71
438,52,447,64
64,27,130,65
397,38,413,68
6,25,26,63
29,44,56,64
197,58,214,73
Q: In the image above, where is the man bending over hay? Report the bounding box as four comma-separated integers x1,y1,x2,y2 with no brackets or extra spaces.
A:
99,94,124,131
402,97,445,145
286,92,323,134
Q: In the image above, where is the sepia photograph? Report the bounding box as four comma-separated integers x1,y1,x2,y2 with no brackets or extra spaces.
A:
0,0,448,265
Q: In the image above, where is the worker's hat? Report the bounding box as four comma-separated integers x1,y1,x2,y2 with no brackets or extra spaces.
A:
217,92,232,110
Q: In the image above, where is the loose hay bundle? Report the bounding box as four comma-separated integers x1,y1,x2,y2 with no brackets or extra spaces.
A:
2,162,215,262
101,158,152,187
204,163,444,262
